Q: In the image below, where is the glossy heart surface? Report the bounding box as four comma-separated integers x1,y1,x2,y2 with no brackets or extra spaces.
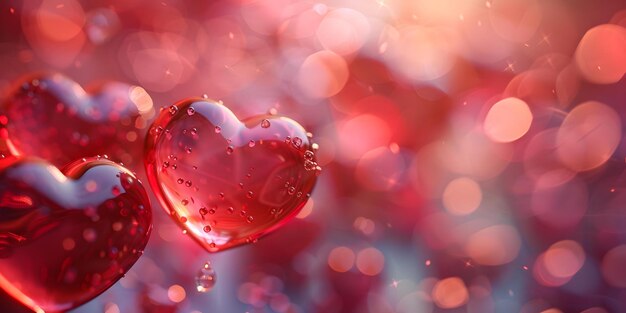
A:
0,155,152,313
1,73,154,167
144,98,319,252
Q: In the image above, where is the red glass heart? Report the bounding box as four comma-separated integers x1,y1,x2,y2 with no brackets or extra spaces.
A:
1,73,154,168
144,98,319,252
0,145,152,312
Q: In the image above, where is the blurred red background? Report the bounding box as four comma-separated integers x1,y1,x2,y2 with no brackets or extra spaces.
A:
0,0,626,312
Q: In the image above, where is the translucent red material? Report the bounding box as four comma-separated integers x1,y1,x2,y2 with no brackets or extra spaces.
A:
0,155,152,313
1,73,153,168
144,98,318,252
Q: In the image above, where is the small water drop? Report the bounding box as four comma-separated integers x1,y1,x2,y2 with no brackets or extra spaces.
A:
195,262,216,293
182,199,189,206
246,191,254,199
288,186,296,195
177,178,184,184
202,94,208,99
215,126,222,133
180,216,187,223
304,150,314,160
199,207,208,215
203,225,211,233
247,216,254,223
185,180,192,187
208,206,216,214
292,137,303,149
191,127,198,136
168,105,178,115
227,207,234,214
111,186,121,196
219,192,225,199
187,107,196,115
171,164,178,170
226,146,234,155
248,140,255,147
304,160,317,171
162,161,170,168
261,119,271,128
186,147,192,154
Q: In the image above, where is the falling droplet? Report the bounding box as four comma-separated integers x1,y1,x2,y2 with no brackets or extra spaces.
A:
187,107,196,115
226,146,234,155
195,262,216,293
261,119,271,128
215,126,221,133
169,105,178,115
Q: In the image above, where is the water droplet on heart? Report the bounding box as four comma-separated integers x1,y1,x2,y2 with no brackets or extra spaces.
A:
186,147,192,154
288,186,296,195
195,262,216,293
238,182,244,189
306,132,313,139
247,216,254,223
169,105,178,115
246,191,254,199
187,107,196,115
191,127,198,135
185,180,192,187
292,137,303,149
162,161,170,168
312,143,319,150
215,126,221,133
315,166,322,176
227,207,234,214
218,192,225,199
208,206,216,214
203,225,211,233
199,207,208,216
240,210,247,217
177,178,184,184
202,94,208,99
111,186,121,196
304,150,314,160
268,108,278,115
261,119,271,128
249,140,255,147
226,146,234,155
182,199,189,206
155,126,164,134
171,164,177,170
285,136,291,143
180,216,187,223
304,160,317,171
